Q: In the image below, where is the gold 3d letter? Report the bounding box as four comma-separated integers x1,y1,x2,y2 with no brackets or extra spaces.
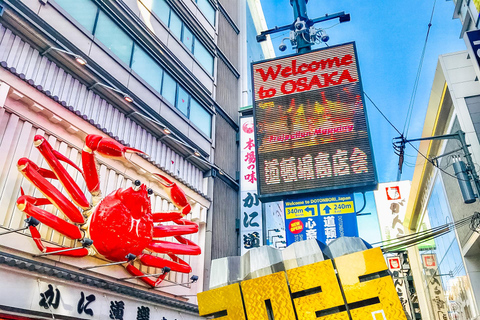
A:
287,259,349,320
334,248,407,320
241,271,296,320
197,283,246,319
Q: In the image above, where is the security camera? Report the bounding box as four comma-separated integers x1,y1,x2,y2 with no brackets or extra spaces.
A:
294,19,306,31
279,38,289,52
321,32,330,42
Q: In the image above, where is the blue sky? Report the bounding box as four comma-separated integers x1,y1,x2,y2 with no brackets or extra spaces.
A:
259,0,466,243
261,0,466,183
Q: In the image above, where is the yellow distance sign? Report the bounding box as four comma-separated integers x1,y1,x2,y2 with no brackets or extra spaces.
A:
286,205,318,219
320,201,355,215
197,248,407,320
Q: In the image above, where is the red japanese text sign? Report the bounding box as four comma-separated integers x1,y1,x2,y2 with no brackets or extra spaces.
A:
252,42,377,199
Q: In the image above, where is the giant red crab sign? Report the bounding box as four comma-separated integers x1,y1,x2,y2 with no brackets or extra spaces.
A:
15,134,201,287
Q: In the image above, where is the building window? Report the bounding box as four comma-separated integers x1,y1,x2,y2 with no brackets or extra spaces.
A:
150,0,170,25
148,0,214,75
182,26,194,53
161,72,177,106
55,0,98,32
196,0,216,26
176,86,190,117
193,40,214,75
131,45,163,93
190,99,212,137
55,0,212,137
95,10,134,65
169,10,183,40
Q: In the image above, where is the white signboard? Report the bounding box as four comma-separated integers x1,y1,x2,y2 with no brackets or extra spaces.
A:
264,201,286,249
0,268,203,320
374,181,411,246
422,254,449,320
240,117,263,255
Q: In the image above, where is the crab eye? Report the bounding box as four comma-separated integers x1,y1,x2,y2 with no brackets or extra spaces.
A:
133,180,141,191
147,188,153,195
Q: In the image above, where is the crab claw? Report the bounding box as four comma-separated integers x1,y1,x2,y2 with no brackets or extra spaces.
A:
153,174,191,216
82,135,144,195
84,134,144,158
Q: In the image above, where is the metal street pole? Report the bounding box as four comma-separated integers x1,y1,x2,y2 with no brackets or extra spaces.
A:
256,1,350,52
290,0,311,53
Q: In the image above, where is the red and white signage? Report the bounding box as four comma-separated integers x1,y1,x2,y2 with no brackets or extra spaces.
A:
387,257,402,271
374,181,411,247
240,116,263,255
422,254,437,268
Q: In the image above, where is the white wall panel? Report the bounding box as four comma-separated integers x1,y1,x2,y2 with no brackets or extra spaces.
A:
0,23,206,195
0,109,205,282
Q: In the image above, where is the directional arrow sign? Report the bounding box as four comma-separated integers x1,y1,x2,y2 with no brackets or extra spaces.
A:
323,205,331,214
304,207,315,216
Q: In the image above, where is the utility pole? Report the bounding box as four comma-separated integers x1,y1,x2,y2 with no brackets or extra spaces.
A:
256,0,350,53
397,130,480,203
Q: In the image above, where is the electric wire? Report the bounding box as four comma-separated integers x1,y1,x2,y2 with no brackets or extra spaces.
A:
366,90,472,182
370,215,462,247
378,215,470,249
371,215,473,252
403,0,437,139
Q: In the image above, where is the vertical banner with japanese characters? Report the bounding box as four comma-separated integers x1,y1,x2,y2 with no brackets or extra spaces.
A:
374,181,411,247
283,194,358,245
240,116,263,255
386,254,414,319
422,253,449,320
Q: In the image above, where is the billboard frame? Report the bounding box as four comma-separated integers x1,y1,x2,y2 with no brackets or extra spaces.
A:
251,41,378,201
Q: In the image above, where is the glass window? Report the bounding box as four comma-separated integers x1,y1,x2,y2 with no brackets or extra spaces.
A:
197,0,215,26
131,45,163,93
95,11,134,65
176,86,189,116
55,0,98,33
161,72,177,106
150,0,170,25
169,11,182,40
194,40,214,75
190,99,212,137
182,26,194,52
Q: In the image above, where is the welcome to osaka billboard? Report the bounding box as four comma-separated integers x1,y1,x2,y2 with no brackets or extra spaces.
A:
252,42,377,199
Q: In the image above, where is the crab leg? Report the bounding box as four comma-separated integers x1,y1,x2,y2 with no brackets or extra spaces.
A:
17,158,84,224
17,195,83,239
152,174,191,216
125,263,168,287
147,239,201,255
33,136,89,209
153,219,198,237
29,224,89,257
82,134,144,195
152,211,185,222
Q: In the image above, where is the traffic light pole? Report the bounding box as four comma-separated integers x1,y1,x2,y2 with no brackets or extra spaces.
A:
404,130,480,199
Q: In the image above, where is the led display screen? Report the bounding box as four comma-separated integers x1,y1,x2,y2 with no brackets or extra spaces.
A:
252,42,377,199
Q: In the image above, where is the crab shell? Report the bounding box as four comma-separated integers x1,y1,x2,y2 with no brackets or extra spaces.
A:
88,184,153,261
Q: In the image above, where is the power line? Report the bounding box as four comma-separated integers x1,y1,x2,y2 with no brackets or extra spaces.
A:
377,214,473,252
403,0,437,139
